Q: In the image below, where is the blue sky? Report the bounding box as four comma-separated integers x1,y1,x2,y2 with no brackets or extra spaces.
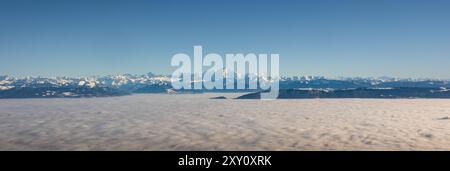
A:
1,0,449,78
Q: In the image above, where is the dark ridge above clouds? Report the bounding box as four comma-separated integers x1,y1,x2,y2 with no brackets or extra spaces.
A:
237,87,450,99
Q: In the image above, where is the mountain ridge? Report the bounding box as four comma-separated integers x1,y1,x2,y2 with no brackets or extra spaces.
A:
1,73,449,98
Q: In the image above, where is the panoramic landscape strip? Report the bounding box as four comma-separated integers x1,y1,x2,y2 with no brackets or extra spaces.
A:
1,74,449,99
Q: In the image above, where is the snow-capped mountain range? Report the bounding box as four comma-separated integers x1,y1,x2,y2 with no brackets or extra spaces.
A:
0,72,170,98
0,72,169,90
0,73,449,98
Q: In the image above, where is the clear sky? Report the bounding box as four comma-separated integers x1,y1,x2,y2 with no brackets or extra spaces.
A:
1,0,449,78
